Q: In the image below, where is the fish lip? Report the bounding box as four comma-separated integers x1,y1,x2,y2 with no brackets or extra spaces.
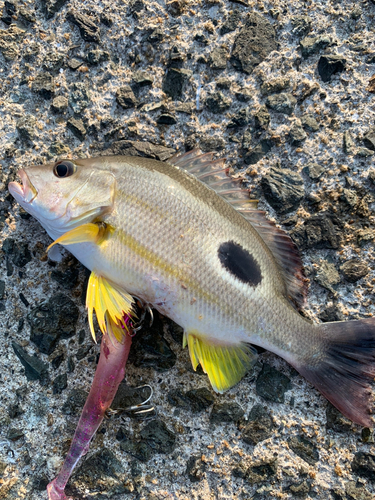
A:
8,169,37,204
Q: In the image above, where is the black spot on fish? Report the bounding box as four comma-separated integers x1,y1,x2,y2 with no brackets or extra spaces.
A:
218,241,262,286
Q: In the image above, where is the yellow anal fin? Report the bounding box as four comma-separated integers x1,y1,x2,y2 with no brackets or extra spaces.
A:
184,331,257,393
47,222,113,252
86,271,135,343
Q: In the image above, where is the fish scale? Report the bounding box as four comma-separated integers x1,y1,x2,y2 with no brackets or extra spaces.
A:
8,150,375,426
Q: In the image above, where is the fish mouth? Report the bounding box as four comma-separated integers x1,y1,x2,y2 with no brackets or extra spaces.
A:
8,169,38,204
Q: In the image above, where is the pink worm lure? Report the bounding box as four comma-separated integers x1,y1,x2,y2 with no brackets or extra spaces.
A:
47,326,132,500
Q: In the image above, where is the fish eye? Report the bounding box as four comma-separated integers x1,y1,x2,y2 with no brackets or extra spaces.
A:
53,161,76,178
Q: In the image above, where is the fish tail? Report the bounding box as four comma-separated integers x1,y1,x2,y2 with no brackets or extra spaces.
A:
295,318,375,427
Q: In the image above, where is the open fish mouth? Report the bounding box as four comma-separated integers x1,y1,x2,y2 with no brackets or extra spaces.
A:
8,169,37,204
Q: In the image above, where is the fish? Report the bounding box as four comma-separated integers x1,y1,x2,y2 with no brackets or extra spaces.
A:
8,149,375,427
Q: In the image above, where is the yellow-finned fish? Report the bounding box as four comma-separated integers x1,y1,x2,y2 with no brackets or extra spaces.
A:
8,150,375,427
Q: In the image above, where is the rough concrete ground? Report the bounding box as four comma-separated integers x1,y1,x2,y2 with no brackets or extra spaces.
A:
0,0,375,499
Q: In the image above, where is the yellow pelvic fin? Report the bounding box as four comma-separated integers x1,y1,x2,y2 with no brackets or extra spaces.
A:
184,331,257,393
47,222,114,252
86,271,135,343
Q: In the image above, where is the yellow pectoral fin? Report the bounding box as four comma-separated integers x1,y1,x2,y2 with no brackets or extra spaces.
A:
86,271,135,343
185,332,257,393
47,222,114,252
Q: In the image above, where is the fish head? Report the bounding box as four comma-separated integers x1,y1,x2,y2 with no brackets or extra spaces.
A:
8,158,116,237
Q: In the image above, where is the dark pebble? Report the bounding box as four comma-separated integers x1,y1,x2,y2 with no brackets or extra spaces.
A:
12,342,48,381
216,77,231,89
28,293,79,354
185,387,215,412
2,238,32,267
66,10,100,43
51,96,68,113
0,280,5,299
318,55,346,83
31,474,49,491
291,15,312,37
42,51,64,72
129,0,144,15
288,435,319,465
210,402,244,423
163,68,192,100
69,82,90,113
116,85,138,109
102,139,175,161
128,313,176,371
302,162,324,180
67,355,75,373
51,353,64,370
266,93,297,115
341,259,369,283
246,459,277,484
289,120,307,145
7,428,24,441
234,87,253,102
301,114,320,132
209,45,229,70
300,35,330,58
186,455,206,482
363,127,375,151
260,77,290,95
287,480,311,496
49,141,70,156
41,0,69,19
66,117,87,141
139,419,176,454
244,139,272,165
290,213,341,250
31,72,55,99
167,0,185,16
86,49,109,65
75,345,92,361
318,303,344,322
50,262,79,289
199,135,225,152
254,105,270,130
220,9,242,36
157,113,177,125
242,404,274,445
132,70,154,87
61,388,88,416
231,13,277,74
326,403,353,432
256,363,292,403
67,57,83,70
53,373,68,394
168,389,191,409
261,167,304,214
120,439,153,462
66,449,131,498
100,13,113,26
16,116,36,144
0,24,25,60
8,402,24,419
351,452,375,481
343,130,356,155
227,108,249,128
19,292,29,307
315,260,340,292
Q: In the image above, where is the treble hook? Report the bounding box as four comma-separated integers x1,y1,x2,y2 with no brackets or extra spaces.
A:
131,297,154,332
105,385,155,418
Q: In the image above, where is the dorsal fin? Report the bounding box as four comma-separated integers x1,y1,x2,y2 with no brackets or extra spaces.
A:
168,150,307,309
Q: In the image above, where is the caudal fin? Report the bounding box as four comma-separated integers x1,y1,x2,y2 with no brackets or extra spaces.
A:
295,318,375,427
